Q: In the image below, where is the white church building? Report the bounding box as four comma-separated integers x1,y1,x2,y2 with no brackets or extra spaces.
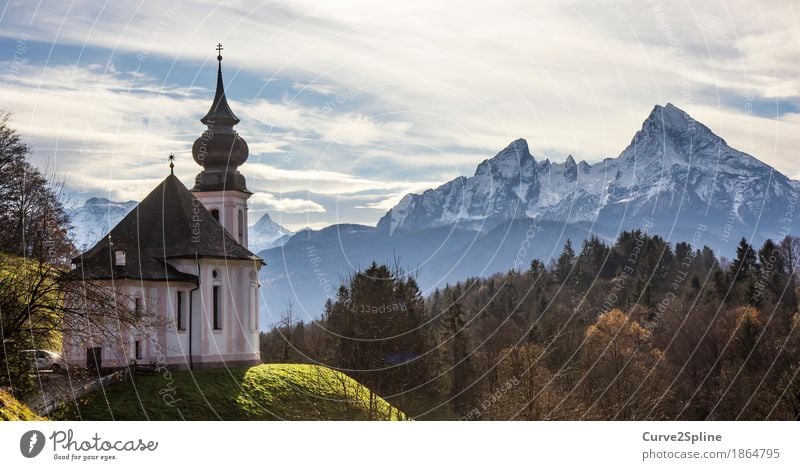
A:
62,46,263,370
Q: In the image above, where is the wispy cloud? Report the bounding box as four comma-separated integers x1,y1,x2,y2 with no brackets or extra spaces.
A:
249,192,326,213
242,163,440,195
291,81,338,96
0,0,797,228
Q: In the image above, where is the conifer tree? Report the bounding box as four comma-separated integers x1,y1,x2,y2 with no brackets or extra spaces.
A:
555,239,576,282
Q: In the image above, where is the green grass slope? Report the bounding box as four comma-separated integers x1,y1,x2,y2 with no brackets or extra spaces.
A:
59,364,406,421
0,389,44,421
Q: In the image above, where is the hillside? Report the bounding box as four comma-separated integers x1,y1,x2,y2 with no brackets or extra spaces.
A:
0,389,44,421
58,364,406,420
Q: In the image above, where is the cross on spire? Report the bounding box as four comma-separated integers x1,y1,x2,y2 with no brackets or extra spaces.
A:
168,153,175,175
216,43,223,61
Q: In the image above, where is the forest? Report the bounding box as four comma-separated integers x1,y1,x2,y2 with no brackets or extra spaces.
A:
261,231,800,420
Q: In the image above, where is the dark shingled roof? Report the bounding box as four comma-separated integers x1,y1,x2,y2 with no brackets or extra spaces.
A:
68,174,261,282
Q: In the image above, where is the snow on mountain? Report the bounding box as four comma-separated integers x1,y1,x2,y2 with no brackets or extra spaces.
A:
377,138,539,234
67,197,138,250
379,103,799,238
248,213,293,252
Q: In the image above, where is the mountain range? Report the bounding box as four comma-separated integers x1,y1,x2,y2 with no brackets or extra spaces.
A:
257,103,798,323
66,103,799,327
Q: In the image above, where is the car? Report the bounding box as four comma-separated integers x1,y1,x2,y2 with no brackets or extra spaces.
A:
21,349,65,372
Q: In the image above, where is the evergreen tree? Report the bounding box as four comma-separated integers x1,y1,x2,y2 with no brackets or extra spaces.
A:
555,239,576,282
323,263,431,397
730,238,758,278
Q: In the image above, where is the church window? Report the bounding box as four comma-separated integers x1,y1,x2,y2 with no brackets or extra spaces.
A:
134,296,142,317
238,209,244,244
212,285,222,330
176,291,185,331
211,208,220,221
134,340,143,360
115,250,126,266
250,282,258,331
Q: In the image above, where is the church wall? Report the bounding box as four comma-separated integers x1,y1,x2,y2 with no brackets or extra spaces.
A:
61,279,197,369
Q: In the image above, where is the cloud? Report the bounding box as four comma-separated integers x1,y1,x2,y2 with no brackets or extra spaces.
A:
0,0,798,230
249,192,326,213
243,162,441,195
291,81,338,96
243,99,413,147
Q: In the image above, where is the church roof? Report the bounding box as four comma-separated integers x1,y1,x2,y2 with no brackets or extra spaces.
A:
68,174,261,282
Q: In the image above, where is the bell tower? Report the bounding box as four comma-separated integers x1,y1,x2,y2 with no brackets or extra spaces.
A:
191,43,251,248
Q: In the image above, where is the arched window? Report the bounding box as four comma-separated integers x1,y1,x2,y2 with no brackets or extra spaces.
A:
211,209,220,221
238,209,244,244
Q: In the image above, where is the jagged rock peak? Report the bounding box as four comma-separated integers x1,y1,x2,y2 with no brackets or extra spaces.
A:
537,158,552,173
474,138,536,180
564,154,577,182
496,137,531,158
641,103,722,143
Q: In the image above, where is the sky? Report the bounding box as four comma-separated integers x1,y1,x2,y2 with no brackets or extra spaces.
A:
0,0,798,231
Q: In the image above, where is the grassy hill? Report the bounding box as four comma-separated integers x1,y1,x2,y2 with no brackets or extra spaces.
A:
58,364,406,420
0,389,44,421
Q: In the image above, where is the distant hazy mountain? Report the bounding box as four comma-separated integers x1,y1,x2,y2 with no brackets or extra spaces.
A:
248,213,293,252
67,197,137,251
259,103,799,323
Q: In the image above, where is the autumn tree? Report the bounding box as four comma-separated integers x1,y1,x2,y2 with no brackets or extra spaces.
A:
579,309,665,419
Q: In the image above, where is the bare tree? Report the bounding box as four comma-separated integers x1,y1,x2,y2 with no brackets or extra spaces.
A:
1,254,157,395
279,300,295,362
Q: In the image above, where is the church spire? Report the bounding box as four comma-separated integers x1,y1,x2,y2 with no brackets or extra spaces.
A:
191,44,250,194
201,43,240,127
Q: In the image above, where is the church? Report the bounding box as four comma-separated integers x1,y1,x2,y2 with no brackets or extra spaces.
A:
62,46,262,370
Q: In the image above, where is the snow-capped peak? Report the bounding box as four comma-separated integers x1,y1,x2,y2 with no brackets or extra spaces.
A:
248,213,293,252
377,138,540,234
67,197,138,250
475,137,536,180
